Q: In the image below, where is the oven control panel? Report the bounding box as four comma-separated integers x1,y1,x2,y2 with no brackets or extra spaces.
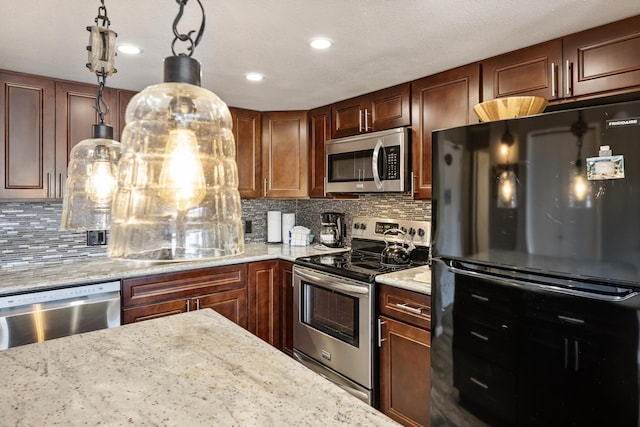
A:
352,217,431,247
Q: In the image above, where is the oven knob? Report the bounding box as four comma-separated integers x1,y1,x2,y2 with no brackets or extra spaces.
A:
359,223,366,230
409,227,416,236
418,228,425,237
401,226,407,233
354,223,360,230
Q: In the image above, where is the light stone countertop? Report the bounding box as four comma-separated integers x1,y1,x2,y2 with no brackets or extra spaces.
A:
0,309,399,426
375,265,432,295
0,243,349,296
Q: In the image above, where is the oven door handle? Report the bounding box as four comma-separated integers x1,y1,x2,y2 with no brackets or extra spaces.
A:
371,138,385,190
294,268,369,296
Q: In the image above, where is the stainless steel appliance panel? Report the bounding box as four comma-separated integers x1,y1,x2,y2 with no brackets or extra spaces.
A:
293,266,373,391
325,127,409,193
0,281,121,350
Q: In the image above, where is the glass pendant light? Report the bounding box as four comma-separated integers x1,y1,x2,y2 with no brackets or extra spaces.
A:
497,122,518,208
108,0,244,261
61,0,120,231
568,111,592,208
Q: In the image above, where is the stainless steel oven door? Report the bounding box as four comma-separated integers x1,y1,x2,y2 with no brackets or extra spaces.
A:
293,266,373,392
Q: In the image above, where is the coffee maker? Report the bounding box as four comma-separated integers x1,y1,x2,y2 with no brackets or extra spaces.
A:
319,212,345,248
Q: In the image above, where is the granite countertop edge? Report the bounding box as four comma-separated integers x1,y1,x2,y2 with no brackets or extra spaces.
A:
0,243,432,297
375,264,432,295
0,242,349,296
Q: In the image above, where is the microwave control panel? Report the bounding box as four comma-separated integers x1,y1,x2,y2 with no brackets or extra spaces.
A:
385,145,400,179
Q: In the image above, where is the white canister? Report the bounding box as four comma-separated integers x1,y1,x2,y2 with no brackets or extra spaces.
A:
267,211,282,243
281,213,296,245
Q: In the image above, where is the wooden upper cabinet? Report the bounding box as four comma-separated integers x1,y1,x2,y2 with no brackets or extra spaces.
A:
0,72,56,199
563,15,640,98
482,15,640,103
482,40,563,101
55,80,114,198
308,105,331,198
331,82,411,138
115,89,136,140
411,64,480,199
230,107,262,199
261,111,308,198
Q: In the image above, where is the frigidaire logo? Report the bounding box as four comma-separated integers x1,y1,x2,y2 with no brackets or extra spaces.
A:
606,118,640,128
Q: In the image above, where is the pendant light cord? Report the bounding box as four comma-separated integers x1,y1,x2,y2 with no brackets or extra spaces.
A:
91,0,113,125
171,0,205,57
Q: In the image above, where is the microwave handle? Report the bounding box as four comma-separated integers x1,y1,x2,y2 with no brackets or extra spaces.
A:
372,139,385,189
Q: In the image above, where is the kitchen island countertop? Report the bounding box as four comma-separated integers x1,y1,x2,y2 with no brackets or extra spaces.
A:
0,309,399,426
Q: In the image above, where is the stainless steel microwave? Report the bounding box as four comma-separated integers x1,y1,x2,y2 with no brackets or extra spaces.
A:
325,127,409,193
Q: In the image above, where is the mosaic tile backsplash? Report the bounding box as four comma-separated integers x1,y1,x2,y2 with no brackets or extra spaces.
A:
1,195,430,268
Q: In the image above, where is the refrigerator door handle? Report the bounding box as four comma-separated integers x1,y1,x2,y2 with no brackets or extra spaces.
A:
445,261,638,303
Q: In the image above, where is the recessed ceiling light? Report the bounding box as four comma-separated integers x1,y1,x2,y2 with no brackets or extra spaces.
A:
117,44,142,55
245,73,264,82
309,38,332,50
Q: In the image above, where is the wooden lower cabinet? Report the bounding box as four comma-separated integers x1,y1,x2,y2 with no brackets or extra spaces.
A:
248,260,280,347
279,261,294,356
378,284,431,427
121,264,248,328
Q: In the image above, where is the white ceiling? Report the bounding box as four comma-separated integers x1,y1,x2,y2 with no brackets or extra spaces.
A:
2,1,640,112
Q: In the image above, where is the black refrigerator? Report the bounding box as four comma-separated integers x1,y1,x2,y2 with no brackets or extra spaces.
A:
430,100,640,426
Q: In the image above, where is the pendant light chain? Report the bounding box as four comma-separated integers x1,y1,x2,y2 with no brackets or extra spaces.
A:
171,0,205,57
89,0,116,124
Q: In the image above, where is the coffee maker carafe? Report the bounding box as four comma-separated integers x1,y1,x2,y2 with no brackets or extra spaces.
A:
320,212,345,248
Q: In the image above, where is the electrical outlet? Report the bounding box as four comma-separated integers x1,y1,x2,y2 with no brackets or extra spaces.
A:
87,230,108,246
244,220,252,234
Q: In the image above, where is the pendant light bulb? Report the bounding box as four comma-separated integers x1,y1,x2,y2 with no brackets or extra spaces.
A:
572,172,588,202
86,145,118,204
497,169,517,208
158,128,206,210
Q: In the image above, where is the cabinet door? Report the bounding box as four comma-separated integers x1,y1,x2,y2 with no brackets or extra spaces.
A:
482,40,563,101
563,15,640,98
308,105,331,198
115,89,136,140
122,299,188,324
379,315,431,427
247,260,280,347
55,81,114,198
230,107,262,198
0,72,56,199
261,111,308,198
195,289,248,329
331,83,411,139
331,97,367,138
370,83,411,132
411,64,480,199
279,261,294,356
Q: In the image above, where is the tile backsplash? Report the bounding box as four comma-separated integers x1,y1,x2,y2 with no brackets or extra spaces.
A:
1,195,430,268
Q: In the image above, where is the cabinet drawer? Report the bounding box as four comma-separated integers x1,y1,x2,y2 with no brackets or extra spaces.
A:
453,313,516,368
454,275,520,318
378,284,431,329
122,264,247,307
453,350,516,424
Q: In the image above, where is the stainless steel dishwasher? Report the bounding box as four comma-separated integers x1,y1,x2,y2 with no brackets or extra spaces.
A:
0,281,121,350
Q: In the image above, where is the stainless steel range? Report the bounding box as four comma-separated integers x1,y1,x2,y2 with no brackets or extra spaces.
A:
293,216,430,405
